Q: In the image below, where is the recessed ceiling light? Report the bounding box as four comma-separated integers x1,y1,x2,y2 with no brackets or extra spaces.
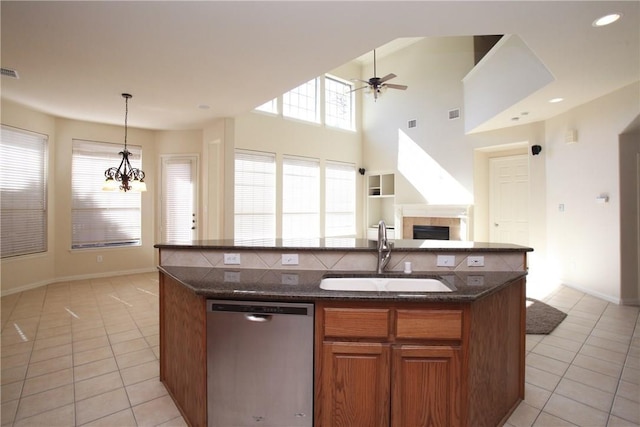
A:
593,13,621,27
549,97,564,104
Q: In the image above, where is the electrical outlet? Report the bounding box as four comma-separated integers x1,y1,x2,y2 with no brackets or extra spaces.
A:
224,271,241,282
467,256,485,267
282,254,299,265
223,253,241,265
281,273,299,285
467,276,484,286
436,255,455,267
96,255,103,263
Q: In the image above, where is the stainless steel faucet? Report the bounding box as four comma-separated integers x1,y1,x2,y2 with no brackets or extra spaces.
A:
377,220,391,274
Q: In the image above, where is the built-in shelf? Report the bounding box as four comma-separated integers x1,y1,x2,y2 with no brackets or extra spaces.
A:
366,173,396,238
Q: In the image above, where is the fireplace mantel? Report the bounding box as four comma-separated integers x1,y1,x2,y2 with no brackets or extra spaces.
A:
395,204,471,240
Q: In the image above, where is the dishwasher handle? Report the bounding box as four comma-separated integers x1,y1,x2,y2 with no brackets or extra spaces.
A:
245,314,272,322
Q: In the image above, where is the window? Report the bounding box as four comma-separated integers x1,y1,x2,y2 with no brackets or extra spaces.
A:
325,75,354,130
234,150,276,241
255,98,278,115
71,139,142,249
0,126,48,258
282,156,320,239
325,161,356,237
161,156,197,243
283,78,320,123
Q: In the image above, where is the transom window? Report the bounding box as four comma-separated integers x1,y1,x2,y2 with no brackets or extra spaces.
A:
283,78,320,123
325,75,355,131
255,98,278,115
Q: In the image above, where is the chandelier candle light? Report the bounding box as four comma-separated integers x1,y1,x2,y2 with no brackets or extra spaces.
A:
103,93,147,192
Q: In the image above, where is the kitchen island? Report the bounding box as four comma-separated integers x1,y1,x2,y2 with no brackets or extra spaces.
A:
155,239,532,427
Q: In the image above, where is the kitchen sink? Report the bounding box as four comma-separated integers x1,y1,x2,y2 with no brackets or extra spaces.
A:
320,277,453,292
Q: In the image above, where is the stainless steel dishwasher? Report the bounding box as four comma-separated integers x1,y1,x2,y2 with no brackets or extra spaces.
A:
207,299,314,427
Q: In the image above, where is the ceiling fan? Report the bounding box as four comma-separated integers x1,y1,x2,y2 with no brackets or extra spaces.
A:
351,49,408,100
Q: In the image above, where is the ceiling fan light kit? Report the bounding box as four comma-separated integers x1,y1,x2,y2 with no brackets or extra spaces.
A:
351,49,408,101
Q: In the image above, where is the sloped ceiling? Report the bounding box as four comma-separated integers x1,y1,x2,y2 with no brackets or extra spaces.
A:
1,1,638,131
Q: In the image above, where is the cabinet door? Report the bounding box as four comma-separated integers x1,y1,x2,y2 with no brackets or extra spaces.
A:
320,342,390,427
391,345,462,427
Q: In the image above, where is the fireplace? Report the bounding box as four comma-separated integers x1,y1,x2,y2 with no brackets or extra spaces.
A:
413,225,450,240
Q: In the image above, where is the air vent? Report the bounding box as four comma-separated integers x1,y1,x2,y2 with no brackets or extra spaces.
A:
448,109,460,120
1,68,19,79
407,119,417,128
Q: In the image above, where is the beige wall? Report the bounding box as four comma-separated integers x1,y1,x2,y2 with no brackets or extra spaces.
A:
0,101,208,295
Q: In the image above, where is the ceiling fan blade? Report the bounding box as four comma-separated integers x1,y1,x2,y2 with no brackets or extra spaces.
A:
384,83,408,90
350,78,370,84
378,73,397,84
349,86,369,93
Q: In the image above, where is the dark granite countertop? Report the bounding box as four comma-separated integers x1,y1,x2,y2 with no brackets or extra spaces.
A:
155,238,533,253
159,266,527,303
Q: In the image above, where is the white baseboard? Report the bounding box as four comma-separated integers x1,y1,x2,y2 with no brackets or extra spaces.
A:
561,282,623,305
0,267,158,297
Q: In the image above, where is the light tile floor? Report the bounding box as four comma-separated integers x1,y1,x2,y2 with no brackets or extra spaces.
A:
1,273,638,426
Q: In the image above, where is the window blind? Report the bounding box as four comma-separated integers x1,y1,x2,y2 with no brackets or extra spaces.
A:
234,150,276,240
325,161,356,237
71,139,142,248
0,126,48,258
283,156,320,239
162,157,195,243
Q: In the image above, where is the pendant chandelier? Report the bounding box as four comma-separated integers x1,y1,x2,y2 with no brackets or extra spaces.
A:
103,93,147,192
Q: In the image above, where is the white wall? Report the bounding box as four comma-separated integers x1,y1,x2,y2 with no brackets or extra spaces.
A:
362,38,639,303
363,37,476,206
619,122,640,305
545,82,640,303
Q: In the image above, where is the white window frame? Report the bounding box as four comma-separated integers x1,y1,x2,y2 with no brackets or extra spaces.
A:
71,139,142,249
234,150,276,241
325,74,355,131
0,125,48,258
325,161,357,237
283,78,320,123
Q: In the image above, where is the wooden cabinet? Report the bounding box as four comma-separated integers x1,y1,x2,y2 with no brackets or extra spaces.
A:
316,304,464,427
391,345,461,426
320,342,391,427
315,283,526,427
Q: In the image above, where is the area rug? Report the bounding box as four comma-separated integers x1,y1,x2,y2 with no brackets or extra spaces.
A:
526,298,567,334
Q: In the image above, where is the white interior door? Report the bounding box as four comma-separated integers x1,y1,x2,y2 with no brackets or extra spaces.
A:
489,155,529,245
161,155,198,242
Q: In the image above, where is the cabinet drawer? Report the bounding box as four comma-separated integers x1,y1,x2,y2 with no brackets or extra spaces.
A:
324,308,390,339
395,310,462,340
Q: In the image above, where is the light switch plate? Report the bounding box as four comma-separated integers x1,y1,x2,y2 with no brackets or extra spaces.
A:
436,255,455,267
467,256,485,267
282,254,299,265
223,253,241,265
